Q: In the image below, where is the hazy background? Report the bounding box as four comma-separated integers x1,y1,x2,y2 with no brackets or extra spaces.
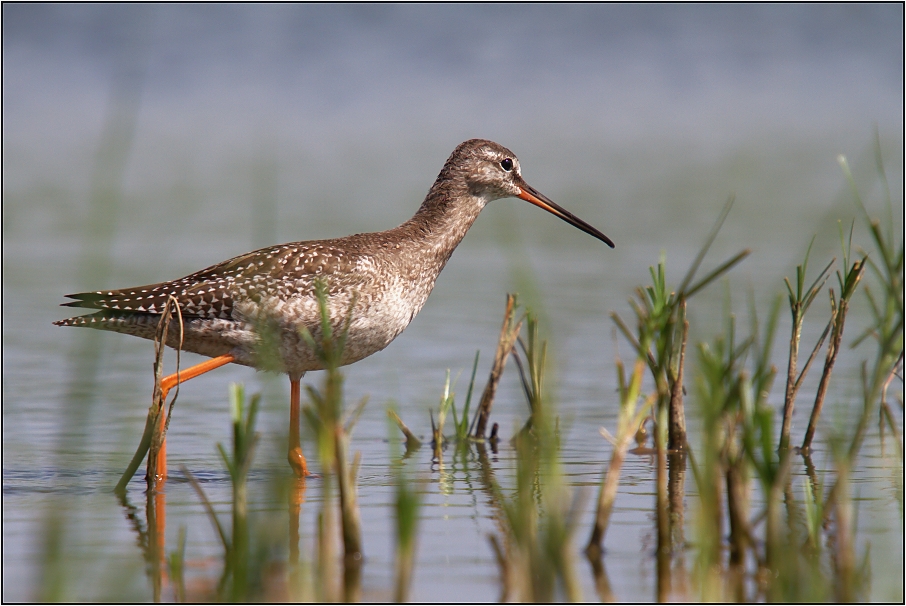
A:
4,4,902,248
3,4,903,601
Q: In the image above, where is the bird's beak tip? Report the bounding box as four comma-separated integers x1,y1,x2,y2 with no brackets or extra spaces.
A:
516,186,614,249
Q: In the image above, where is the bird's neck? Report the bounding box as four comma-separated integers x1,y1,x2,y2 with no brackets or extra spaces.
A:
398,183,487,263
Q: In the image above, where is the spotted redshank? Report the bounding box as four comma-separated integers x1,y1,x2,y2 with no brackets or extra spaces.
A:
55,139,614,479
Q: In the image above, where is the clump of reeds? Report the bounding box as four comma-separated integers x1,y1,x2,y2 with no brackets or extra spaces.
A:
384,295,534,601
487,313,584,602
681,235,874,601
800,226,866,451
689,296,787,599
611,196,750,453
115,294,184,494
511,312,548,440
389,294,518,459
835,147,903,460
452,351,482,450
677,137,905,600
176,383,279,601
298,280,367,602
387,406,422,453
812,147,903,601
600,197,749,600
429,370,454,464
387,414,423,602
777,228,866,454
473,294,523,439
778,240,834,451
585,342,655,558
598,153,900,601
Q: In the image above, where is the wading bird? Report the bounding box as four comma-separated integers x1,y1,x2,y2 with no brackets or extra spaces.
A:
56,139,614,479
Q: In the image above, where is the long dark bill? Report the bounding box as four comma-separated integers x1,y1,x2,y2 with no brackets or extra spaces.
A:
516,180,615,248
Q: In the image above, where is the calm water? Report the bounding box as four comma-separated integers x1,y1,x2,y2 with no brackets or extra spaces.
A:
3,4,903,601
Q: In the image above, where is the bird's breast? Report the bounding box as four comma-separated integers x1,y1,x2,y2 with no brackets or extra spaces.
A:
231,263,438,375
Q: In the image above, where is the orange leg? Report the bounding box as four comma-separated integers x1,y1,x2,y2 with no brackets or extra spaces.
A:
287,377,310,478
155,354,236,478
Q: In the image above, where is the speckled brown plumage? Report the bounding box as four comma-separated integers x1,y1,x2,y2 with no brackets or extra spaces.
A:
55,139,613,379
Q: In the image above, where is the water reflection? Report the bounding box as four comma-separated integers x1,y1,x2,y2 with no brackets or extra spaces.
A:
116,487,167,601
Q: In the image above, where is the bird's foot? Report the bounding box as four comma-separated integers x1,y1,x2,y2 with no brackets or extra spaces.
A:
288,447,314,479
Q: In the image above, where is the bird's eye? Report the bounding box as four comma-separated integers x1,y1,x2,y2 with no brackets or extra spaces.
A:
500,158,514,172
